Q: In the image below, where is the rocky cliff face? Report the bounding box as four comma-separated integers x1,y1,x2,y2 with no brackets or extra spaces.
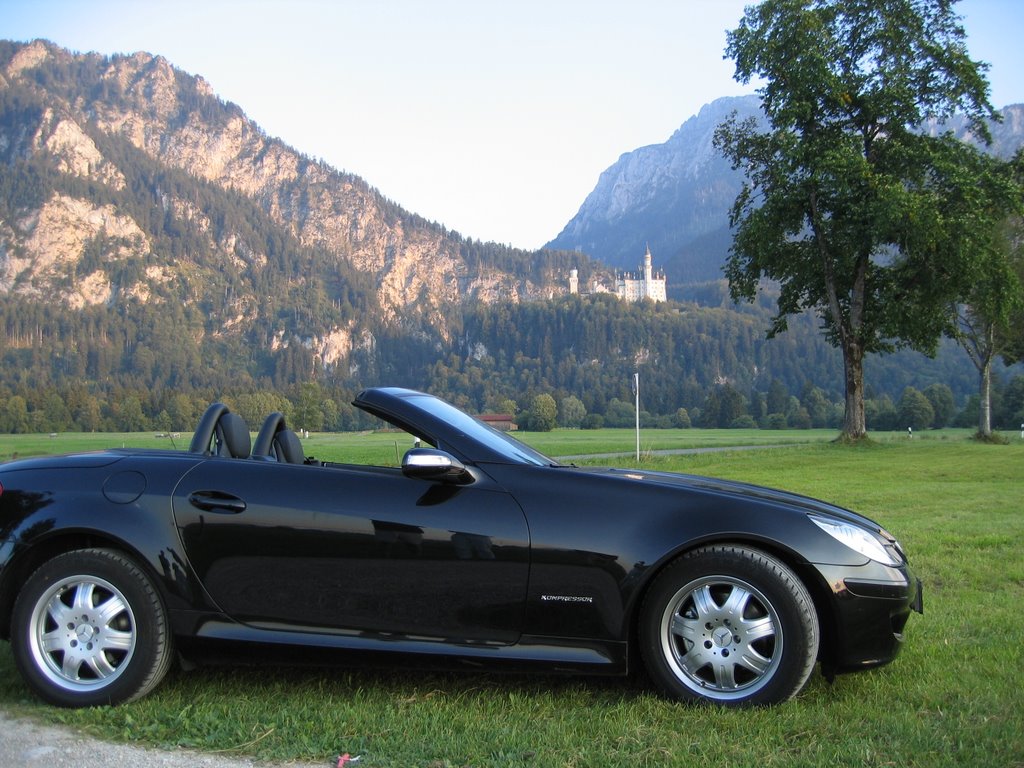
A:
921,103,1024,158
548,94,1024,287
0,40,568,358
546,95,761,282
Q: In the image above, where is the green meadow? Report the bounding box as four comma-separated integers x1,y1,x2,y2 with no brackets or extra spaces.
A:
0,425,967,464
1,431,1022,767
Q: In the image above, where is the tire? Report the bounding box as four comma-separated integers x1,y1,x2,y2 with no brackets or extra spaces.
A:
639,544,819,706
11,548,173,707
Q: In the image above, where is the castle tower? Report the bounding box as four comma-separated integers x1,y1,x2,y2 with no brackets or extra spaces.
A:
614,244,667,302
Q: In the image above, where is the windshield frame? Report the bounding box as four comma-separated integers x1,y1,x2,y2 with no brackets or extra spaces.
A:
354,388,559,467
406,393,555,466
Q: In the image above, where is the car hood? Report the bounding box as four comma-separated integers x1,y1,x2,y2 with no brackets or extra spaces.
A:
572,465,885,532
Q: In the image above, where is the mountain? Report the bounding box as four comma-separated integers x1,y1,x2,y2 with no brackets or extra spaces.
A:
547,95,1024,290
0,40,599,362
546,95,760,284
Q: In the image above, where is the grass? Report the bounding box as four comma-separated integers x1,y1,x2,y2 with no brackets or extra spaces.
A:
1,434,1022,766
0,425,973,464
0,425,834,466
0,431,179,461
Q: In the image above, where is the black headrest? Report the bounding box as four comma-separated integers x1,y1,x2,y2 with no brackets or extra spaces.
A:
274,429,305,464
217,412,251,458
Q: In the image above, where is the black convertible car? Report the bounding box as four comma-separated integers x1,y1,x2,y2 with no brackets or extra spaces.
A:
0,388,921,708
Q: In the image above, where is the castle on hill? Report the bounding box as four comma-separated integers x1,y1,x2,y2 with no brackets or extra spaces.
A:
568,245,667,303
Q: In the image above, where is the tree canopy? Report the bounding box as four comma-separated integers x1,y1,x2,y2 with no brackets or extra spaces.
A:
714,0,1023,440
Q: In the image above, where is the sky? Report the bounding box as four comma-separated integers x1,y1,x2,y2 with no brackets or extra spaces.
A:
3,0,1023,250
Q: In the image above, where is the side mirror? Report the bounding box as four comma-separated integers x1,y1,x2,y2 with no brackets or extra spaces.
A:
402,448,474,485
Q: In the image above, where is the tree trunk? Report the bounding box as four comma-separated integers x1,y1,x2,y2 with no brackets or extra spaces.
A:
841,339,867,440
978,358,992,437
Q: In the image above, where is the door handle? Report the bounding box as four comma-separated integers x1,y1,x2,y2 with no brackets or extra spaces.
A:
188,491,247,514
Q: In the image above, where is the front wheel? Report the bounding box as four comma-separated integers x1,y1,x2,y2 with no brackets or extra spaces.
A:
11,548,173,707
639,545,819,706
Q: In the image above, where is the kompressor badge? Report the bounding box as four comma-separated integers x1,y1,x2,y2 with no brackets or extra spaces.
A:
540,595,594,603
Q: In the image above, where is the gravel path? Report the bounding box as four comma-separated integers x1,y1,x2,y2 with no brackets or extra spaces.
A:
0,711,319,768
554,442,800,460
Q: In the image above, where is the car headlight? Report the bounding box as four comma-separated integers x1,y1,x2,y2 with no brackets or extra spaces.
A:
809,515,901,566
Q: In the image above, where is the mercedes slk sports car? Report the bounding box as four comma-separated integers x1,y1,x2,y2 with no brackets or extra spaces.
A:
0,387,922,708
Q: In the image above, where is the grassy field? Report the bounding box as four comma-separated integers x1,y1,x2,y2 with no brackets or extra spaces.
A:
0,433,1022,766
0,425,836,466
0,425,972,464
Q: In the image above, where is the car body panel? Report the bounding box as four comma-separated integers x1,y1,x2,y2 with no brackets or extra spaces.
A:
171,458,530,642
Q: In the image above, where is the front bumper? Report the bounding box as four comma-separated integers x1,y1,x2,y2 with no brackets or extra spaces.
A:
813,562,923,674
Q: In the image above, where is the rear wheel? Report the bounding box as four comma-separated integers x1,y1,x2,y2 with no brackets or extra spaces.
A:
639,545,819,706
11,548,173,707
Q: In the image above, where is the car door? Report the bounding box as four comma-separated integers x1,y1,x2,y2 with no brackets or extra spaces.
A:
171,457,529,643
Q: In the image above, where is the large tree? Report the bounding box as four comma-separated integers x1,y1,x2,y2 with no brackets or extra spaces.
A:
714,0,1021,440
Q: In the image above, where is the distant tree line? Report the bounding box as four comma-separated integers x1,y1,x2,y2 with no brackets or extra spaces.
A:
3,370,1022,437
3,287,1022,435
